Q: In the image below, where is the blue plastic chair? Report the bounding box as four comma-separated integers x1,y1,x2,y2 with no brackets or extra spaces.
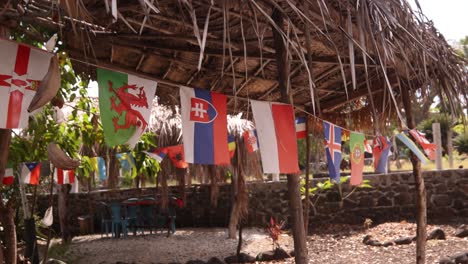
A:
97,202,112,238
137,197,156,234
125,203,139,235
110,202,128,238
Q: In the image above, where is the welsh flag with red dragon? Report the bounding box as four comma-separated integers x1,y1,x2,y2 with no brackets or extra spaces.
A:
97,68,157,147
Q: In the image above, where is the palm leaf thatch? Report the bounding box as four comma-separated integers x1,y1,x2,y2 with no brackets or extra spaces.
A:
4,0,465,130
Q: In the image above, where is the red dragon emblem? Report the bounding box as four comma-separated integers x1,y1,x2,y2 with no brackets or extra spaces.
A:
108,81,149,132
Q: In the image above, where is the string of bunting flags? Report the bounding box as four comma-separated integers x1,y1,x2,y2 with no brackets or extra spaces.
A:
0,40,439,189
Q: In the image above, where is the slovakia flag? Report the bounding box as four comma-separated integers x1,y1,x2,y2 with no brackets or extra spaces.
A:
180,86,229,165
20,162,41,185
323,121,342,182
251,100,299,174
295,117,307,139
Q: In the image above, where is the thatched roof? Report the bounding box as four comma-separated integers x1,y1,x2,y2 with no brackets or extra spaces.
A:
2,0,467,132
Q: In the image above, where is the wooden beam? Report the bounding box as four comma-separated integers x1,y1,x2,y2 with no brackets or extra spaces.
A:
401,80,427,264
95,36,378,66
271,9,308,264
227,59,272,105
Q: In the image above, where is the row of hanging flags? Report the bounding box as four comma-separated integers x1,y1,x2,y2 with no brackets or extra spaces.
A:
0,39,437,186
2,162,75,185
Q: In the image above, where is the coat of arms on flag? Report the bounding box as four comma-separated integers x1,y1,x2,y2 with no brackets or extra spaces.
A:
0,39,53,129
54,168,75,184
323,121,342,182
350,132,365,185
20,162,41,185
243,129,259,153
97,68,157,147
180,86,229,165
251,100,299,174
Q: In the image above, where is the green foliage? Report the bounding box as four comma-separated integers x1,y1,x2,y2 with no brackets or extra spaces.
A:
454,132,468,154
300,176,372,208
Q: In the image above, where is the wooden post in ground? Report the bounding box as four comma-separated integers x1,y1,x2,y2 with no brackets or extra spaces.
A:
433,123,443,170
303,118,311,234
0,23,17,264
447,128,454,168
271,9,308,263
402,85,426,264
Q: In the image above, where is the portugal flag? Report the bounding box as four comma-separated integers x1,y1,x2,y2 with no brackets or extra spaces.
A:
350,132,365,185
97,68,157,147
0,39,52,129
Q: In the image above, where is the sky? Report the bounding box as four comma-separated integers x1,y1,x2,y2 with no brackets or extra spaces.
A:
411,0,467,41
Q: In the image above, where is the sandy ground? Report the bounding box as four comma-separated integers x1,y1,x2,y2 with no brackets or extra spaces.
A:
49,228,292,264
49,222,468,264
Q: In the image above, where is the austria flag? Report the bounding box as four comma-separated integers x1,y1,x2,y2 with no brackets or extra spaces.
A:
20,162,41,185
295,117,307,139
2,166,14,185
251,100,299,174
54,168,75,184
180,86,229,165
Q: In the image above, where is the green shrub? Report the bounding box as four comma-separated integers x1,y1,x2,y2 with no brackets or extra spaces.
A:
454,132,468,154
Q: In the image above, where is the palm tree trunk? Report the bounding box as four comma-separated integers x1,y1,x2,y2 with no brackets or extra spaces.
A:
59,185,72,243
0,202,17,264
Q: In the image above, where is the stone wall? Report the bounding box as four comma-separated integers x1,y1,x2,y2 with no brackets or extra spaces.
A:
34,169,468,234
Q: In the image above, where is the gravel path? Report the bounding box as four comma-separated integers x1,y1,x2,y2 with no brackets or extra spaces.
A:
52,222,468,263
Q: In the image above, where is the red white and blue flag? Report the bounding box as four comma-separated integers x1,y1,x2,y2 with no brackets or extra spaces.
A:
144,148,167,162
323,121,342,182
243,129,259,153
54,168,75,184
20,162,41,185
0,39,53,129
373,136,391,173
295,117,307,139
409,129,436,160
180,86,229,165
2,165,14,185
251,100,299,174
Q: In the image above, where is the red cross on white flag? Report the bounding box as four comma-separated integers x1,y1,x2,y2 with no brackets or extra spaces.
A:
0,39,52,129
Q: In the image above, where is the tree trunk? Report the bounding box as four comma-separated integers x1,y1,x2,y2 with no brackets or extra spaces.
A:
0,239,4,264
0,130,11,185
107,148,120,189
0,203,17,264
402,82,426,264
59,185,72,243
303,118,311,234
271,9,308,263
228,164,238,239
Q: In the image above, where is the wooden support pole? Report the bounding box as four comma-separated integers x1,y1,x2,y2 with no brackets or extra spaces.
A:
433,123,443,170
447,128,454,168
271,9,308,263
402,85,426,264
303,118,311,234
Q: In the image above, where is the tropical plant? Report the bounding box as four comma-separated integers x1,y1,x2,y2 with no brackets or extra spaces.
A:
454,132,468,155
300,176,372,215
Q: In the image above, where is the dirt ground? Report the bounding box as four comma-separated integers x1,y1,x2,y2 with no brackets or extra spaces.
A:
47,222,468,264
